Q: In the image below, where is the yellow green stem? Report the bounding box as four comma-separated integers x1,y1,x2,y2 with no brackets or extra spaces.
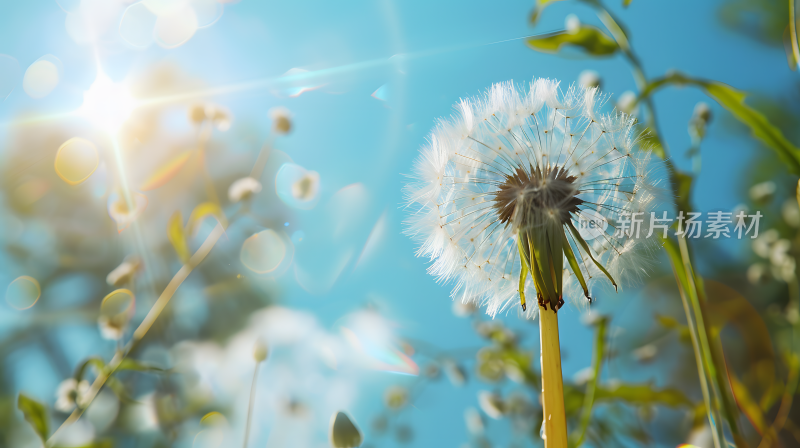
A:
539,306,568,447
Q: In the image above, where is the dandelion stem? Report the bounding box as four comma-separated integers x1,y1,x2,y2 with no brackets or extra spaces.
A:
45,223,226,447
539,306,568,448
243,362,260,448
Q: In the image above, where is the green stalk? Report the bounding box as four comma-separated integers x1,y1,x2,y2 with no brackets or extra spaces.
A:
572,316,608,447
678,236,746,446
667,239,723,448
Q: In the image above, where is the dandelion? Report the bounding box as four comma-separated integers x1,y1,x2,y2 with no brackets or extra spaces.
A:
228,177,262,203
404,78,665,446
55,378,91,412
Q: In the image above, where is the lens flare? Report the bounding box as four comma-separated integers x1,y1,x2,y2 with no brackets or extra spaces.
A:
272,68,325,98
77,71,135,131
5,276,41,310
275,163,320,210
341,327,418,376
240,229,288,274
371,83,390,102
54,137,99,186
139,151,191,191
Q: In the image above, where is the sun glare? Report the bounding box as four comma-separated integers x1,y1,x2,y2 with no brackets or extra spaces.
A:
77,71,136,131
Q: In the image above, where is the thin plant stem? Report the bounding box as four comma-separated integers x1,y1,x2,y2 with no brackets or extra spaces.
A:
249,136,274,180
46,223,226,446
675,236,726,448
243,362,260,448
756,354,800,448
791,0,800,70
573,316,608,447
670,260,722,448
539,306,568,448
197,125,220,205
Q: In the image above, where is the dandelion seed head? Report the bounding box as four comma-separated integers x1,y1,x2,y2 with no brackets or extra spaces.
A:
404,78,667,319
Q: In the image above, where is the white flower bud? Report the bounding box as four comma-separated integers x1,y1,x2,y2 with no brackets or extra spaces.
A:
253,339,268,363
578,70,601,89
269,107,292,135
565,14,581,34
478,391,505,419
330,411,362,448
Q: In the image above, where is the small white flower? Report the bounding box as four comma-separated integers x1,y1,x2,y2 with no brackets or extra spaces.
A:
291,171,320,201
55,378,91,412
228,177,262,203
106,256,141,287
98,315,124,340
749,181,776,203
405,78,666,319
269,106,293,134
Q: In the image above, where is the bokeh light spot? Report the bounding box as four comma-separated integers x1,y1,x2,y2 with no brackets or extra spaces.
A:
54,138,99,186
23,56,61,99
0,54,20,100
291,230,305,244
193,0,224,27
155,6,198,48
240,229,287,274
120,2,158,48
6,276,41,310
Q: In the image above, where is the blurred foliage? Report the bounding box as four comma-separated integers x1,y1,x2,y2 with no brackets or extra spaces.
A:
718,0,788,46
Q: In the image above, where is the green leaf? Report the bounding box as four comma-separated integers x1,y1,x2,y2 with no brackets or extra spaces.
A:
622,0,632,6
640,73,800,174
17,393,48,443
168,211,190,264
75,357,106,381
186,202,228,236
594,383,693,408
117,358,167,373
53,441,113,448
530,0,565,24
702,80,800,173
562,230,590,299
566,221,617,290
527,26,619,57
105,377,136,404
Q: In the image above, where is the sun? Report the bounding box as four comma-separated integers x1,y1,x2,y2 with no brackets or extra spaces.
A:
76,70,136,131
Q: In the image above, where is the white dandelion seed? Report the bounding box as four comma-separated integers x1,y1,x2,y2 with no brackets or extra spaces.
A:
404,78,667,319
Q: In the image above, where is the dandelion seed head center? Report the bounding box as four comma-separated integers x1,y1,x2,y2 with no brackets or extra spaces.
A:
492,163,582,227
